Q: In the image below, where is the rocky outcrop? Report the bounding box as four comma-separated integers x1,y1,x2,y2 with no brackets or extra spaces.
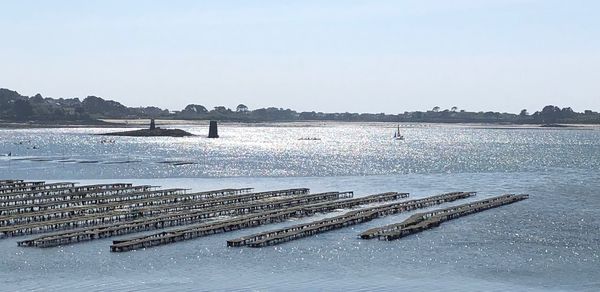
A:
98,128,194,137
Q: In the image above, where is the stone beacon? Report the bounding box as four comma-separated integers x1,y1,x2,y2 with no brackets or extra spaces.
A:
208,121,219,138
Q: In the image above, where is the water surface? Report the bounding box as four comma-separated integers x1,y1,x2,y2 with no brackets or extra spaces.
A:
0,123,598,291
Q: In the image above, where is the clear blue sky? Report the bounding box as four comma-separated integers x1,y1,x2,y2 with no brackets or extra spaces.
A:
1,0,599,113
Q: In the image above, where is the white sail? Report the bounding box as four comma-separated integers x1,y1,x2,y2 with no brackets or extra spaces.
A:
394,124,404,140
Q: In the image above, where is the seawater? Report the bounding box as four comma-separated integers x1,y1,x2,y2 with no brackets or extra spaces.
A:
0,123,598,291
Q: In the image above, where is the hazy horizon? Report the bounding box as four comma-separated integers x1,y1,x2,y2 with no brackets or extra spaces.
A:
2,0,599,113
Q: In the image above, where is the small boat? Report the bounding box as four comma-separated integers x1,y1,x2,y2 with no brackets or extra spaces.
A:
298,137,321,141
393,125,404,140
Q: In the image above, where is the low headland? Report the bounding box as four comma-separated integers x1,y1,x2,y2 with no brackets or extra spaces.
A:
2,87,599,126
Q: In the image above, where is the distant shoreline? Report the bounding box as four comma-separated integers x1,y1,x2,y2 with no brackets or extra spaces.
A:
1,119,598,130
3,88,599,126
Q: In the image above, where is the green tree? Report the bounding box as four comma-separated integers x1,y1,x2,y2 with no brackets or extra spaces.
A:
540,105,561,124
561,107,575,118
213,106,231,113
519,109,528,116
183,104,207,114
236,104,249,112
13,100,34,121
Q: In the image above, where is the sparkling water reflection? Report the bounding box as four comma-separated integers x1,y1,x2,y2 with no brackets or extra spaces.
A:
0,123,598,291
1,123,599,178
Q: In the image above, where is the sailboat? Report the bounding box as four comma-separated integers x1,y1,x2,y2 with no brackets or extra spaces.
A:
393,124,404,140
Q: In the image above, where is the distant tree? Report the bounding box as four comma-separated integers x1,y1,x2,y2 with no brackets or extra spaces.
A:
440,109,451,117
51,108,66,120
82,96,129,117
236,104,249,113
299,111,317,120
0,88,23,105
483,111,500,119
432,106,440,112
540,105,561,124
13,99,33,121
519,109,529,116
183,104,207,114
133,106,170,117
75,106,85,115
250,107,297,121
413,111,424,119
561,107,575,119
451,106,458,112
213,106,232,114
30,93,44,103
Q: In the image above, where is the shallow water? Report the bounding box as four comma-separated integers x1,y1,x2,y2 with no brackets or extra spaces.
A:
1,123,598,178
0,123,598,291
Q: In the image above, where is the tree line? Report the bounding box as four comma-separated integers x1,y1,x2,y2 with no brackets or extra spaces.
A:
1,88,599,124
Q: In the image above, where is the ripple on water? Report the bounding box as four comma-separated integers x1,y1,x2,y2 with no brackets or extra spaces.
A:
0,124,598,290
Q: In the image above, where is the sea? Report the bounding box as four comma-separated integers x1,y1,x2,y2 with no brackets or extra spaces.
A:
0,122,598,291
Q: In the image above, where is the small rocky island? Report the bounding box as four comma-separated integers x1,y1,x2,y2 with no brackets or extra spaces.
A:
98,119,195,137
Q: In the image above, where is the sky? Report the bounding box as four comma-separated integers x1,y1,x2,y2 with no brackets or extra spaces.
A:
1,0,599,113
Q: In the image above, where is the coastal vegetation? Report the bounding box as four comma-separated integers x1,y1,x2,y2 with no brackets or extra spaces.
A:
1,88,599,124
